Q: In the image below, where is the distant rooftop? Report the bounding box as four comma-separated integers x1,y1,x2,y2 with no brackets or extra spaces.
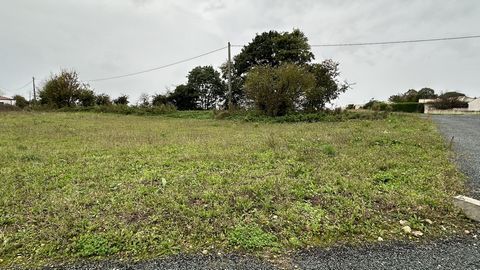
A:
0,96,14,100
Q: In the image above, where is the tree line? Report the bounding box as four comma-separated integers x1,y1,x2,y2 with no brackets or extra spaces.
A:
13,29,350,116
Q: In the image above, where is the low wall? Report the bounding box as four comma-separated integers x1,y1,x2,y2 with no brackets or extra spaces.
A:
425,109,480,115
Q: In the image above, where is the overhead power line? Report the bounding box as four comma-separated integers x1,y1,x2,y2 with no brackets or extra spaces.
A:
12,81,32,91
0,80,31,94
309,34,480,47
231,34,480,48
88,46,227,82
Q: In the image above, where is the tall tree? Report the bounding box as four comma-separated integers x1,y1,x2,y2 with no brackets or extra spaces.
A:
95,93,112,106
152,93,169,106
234,29,314,77
168,84,198,110
113,95,129,105
39,70,88,108
77,89,96,107
304,60,350,111
186,66,225,110
244,63,316,116
417,87,437,100
220,62,244,106
137,93,150,107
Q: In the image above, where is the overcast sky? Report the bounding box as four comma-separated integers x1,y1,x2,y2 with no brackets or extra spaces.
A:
1,0,479,105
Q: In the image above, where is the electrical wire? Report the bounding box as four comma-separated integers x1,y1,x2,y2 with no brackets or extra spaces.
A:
309,34,480,47
231,34,480,48
12,81,32,91
87,46,227,82
0,80,31,95
6,34,480,86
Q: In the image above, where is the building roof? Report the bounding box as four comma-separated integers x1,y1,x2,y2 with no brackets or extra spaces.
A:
469,98,480,104
0,96,14,100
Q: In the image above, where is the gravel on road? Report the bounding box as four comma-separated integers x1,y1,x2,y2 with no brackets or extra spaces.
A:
294,237,480,270
431,114,480,199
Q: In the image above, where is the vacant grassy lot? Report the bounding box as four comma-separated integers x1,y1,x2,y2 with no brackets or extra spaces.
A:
0,112,471,267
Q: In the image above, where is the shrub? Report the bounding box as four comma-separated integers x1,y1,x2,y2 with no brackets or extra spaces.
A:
13,95,29,108
431,97,468,110
152,94,169,106
77,89,96,107
113,95,129,105
95,94,112,106
39,70,90,108
390,102,425,113
55,104,176,115
244,63,315,116
371,102,392,112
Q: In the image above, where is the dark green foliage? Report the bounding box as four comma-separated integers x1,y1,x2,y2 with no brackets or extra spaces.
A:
304,60,350,111
245,62,349,116
220,109,388,123
245,63,315,116
220,62,245,106
389,88,437,102
39,70,90,108
187,66,225,109
439,91,466,99
95,94,112,106
363,100,394,111
56,104,176,115
417,88,437,100
363,99,378,109
234,29,314,76
431,96,468,110
113,95,129,105
371,102,392,112
346,104,355,109
137,93,150,107
168,84,198,110
77,89,96,107
390,102,425,113
152,93,169,106
12,95,29,108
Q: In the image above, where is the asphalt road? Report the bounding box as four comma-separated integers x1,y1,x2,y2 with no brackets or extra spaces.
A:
431,114,480,199
41,237,480,270
33,115,480,270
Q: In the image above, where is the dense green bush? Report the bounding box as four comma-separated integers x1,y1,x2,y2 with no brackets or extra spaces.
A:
363,100,391,111
371,102,392,112
218,109,388,123
431,97,468,110
13,95,29,108
245,63,315,116
390,102,424,113
56,104,176,115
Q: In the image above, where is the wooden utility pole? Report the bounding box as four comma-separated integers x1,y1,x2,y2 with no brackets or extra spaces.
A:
32,77,36,102
227,42,232,110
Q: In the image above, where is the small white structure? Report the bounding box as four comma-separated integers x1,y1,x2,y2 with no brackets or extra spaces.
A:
468,99,480,111
0,96,15,106
420,96,480,114
418,99,436,114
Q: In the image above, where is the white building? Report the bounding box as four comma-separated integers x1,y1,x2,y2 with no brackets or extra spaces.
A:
468,99,480,111
0,96,15,106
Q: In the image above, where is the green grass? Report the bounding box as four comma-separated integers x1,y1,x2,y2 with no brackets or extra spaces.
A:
0,112,472,267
